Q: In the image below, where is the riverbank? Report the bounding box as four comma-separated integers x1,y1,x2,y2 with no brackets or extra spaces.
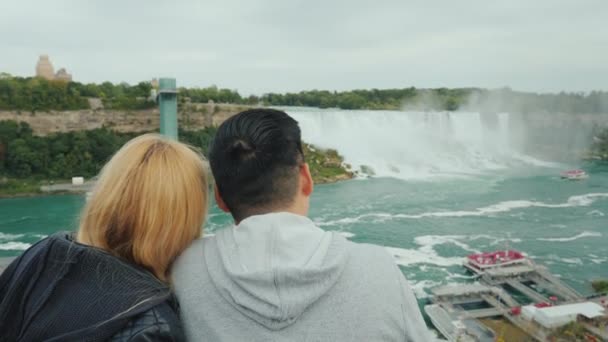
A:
0,177,99,198
0,178,43,198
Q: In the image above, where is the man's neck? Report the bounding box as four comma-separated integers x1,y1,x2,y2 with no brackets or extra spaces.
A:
235,206,307,225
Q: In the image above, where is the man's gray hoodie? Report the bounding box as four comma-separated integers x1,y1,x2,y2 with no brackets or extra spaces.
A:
172,212,429,341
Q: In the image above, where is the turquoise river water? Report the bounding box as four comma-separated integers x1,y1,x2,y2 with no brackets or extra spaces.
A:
1,163,607,299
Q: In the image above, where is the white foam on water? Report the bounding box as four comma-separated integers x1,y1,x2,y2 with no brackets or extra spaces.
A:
568,193,608,206
0,216,33,225
0,232,24,241
408,279,442,299
0,242,31,250
385,234,481,268
590,257,608,265
446,272,478,280
561,258,584,265
315,216,373,227
386,246,464,268
537,231,602,242
586,210,605,217
315,193,608,225
543,254,584,265
467,234,522,245
414,235,479,253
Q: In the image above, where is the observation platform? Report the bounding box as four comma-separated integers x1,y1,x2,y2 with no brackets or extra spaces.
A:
425,249,604,341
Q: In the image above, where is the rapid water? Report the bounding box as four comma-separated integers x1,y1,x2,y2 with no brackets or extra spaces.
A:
1,108,607,301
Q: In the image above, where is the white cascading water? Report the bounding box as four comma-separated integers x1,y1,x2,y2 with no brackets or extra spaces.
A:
287,108,544,180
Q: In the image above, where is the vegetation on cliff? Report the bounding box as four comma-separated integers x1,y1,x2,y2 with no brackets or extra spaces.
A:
592,280,608,293
0,120,216,180
0,120,351,195
0,77,89,111
3,74,608,113
303,144,353,184
0,76,154,111
0,178,41,196
548,321,601,342
1,121,132,179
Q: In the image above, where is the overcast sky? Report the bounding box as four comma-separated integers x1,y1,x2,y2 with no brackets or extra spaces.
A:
1,0,606,94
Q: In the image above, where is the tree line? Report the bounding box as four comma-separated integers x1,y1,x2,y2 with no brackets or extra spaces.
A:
0,120,216,179
0,76,155,112
2,73,608,113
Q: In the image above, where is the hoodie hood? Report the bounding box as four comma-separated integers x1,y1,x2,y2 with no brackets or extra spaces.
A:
205,212,350,330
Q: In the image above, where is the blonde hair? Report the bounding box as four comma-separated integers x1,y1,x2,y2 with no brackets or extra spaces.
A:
77,134,208,282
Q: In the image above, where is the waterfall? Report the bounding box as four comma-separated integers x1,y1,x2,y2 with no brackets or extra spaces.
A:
286,108,547,180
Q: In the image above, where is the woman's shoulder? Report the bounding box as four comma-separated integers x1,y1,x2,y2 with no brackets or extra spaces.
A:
109,300,185,342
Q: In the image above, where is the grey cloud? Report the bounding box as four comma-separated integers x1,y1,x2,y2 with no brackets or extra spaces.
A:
0,0,606,94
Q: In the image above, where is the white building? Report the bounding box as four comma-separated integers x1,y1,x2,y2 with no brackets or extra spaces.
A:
72,177,84,185
521,302,605,329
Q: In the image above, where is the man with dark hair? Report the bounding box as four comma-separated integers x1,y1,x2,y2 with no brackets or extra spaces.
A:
172,108,429,341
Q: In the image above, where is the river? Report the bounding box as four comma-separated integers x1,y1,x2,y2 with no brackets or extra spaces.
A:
1,108,607,299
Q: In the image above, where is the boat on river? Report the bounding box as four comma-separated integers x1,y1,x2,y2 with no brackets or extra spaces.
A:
560,169,589,180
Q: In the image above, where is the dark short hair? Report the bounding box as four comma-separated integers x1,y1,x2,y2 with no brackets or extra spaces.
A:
209,108,304,221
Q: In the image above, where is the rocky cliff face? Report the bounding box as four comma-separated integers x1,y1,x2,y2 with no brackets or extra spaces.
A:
0,103,250,135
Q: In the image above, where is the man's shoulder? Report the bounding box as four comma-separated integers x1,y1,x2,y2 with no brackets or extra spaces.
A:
173,235,214,274
343,238,397,266
339,238,405,285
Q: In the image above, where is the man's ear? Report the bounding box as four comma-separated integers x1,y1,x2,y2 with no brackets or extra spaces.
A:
300,163,314,197
214,184,230,213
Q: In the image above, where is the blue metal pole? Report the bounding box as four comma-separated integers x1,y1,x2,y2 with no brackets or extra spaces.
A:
159,78,178,139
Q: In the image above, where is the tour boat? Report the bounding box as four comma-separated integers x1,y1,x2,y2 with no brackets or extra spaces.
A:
466,250,526,268
560,169,589,180
463,250,531,276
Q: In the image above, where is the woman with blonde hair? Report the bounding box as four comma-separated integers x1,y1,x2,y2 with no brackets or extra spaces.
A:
0,134,208,341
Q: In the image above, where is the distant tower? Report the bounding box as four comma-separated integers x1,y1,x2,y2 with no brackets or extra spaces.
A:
158,78,178,140
35,55,55,80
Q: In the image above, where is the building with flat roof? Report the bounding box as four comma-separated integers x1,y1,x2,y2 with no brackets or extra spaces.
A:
521,302,606,329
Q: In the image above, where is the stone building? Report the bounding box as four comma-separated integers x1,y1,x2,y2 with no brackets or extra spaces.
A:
35,55,73,82
35,55,55,80
55,68,72,82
